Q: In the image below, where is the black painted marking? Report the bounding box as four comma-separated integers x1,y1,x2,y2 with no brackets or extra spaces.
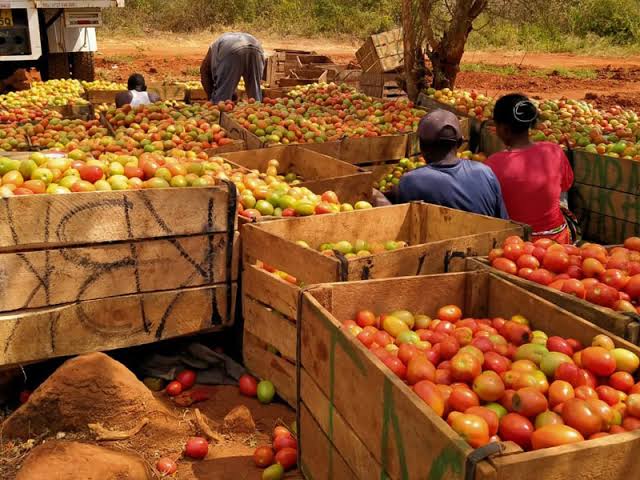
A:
155,291,184,339
49,311,61,352
55,198,132,242
2,198,20,245
415,253,426,275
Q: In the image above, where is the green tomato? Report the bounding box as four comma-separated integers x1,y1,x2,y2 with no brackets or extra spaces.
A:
255,199,275,216
155,167,172,182
396,330,420,345
19,159,37,179
94,179,112,191
262,464,284,480
59,175,79,189
108,162,125,176
257,380,275,404
108,174,130,190
294,200,315,216
170,175,188,188
31,167,54,185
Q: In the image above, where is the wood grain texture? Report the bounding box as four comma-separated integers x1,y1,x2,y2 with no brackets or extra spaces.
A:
0,284,236,367
572,150,640,195
0,232,239,312
242,331,296,407
0,186,233,250
243,264,299,320
243,295,296,362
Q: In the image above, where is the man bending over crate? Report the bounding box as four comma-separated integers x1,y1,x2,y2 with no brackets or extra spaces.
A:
396,109,509,219
200,32,265,103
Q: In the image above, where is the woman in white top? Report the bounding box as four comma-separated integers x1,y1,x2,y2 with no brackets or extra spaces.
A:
115,74,161,108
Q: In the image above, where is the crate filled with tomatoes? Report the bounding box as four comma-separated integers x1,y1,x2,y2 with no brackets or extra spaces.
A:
0,180,239,367
471,236,640,344
241,203,525,406
297,270,640,480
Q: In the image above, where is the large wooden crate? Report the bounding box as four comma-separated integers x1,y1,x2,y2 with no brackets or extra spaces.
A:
570,149,640,244
241,203,526,405
297,271,640,480
266,49,316,87
216,144,373,204
467,257,640,344
356,29,403,73
359,72,406,100
278,69,328,88
0,185,239,367
221,112,412,167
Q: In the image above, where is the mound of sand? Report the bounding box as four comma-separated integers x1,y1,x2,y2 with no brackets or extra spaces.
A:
16,441,151,480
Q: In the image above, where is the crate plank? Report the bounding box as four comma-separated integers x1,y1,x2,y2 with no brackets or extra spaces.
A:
0,232,238,312
243,295,296,362
243,331,296,407
243,264,298,320
572,183,640,225
573,207,640,245
0,186,233,250
572,150,640,195
0,283,236,366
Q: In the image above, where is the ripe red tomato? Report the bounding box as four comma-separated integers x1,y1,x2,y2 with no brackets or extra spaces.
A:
561,398,602,437
398,343,420,365
355,310,377,328
583,258,606,278
585,283,619,309
413,380,445,417
492,257,517,275
623,417,640,431
239,374,258,397
438,337,460,360
516,254,540,270
273,435,297,452
382,356,407,379
503,243,524,261
156,457,177,475
273,426,292,439
531,425,584,450
543,250,570,273
275,447,297,471
601,269,629,290
447,412,490,448
483,351,510,374
78,165,103,183
472,371,505,402
518,267,534,279
574,385,598,401
624,237,640,252
625,274,640,300
488,248,504,263
176,369,196,390
534,238,555,249
185,437,209,459
626,393,640,418
466,406,499,436
499,413,534,449
528,268,554,286
512,387,548,417
449,386,480,412
609,371,635,393
166,381,183,397
406,355,436,385
450,352,481,383
596,385,622,406
253,446,275,468
561,279,586,299
437,305,462,323
581,347,616,376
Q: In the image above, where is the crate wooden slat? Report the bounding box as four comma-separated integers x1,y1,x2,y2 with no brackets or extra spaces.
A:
0,186,234,251
217,144,373,204
266,49,316,87
241,203,525,405
573,208,640,245
573,149,640,195
466,257,640,344
356,28,404,73
298,271,640,480
0,283,237,367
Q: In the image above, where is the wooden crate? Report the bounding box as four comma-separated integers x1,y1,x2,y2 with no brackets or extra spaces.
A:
47,104,95,120
241,203,525,405
0,185,239,366
86,83,187,105
216,144,373,205
356,28,404,73
220,112,412,167
298,271,640,480
359,72,406,100
467,257,640,344
570,149,640,244
266,49,316,87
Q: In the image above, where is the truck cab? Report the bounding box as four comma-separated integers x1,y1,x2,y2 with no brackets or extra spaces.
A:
0,1,124,82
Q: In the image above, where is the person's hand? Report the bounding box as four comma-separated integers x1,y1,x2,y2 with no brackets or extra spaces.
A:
371,189,392,206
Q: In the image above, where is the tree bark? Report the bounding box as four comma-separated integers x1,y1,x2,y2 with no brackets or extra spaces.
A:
402,0,419,100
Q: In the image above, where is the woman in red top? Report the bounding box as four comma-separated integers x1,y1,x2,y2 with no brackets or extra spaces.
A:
486,94,575,243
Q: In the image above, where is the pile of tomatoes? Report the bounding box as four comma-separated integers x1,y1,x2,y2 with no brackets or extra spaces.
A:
253,425,298,480
343,305,640,451
490,236,640,313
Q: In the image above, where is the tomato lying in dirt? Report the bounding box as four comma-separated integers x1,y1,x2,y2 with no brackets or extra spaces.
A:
448,412,490,448
254,446,275,468
499,413,534,449
262,463,285,480
156,457,177,474
273,435,297,452
275,447,297,471
273,426,292,439
239,374,258,397
165,381,183,397
185,437,209,459
531,425,584,450
176,369,196,389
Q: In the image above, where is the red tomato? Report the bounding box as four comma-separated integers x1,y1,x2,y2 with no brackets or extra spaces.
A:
406,355,436,385
516,254,540,270
239,374,258,397
166,381,183,397
156,457,177,475
185,437,209,459
355,310,377,328
504,236,525,245
624,237,640,252
398,343,420,365
601,269,629,290
626,274,640,300
561,279,586,299
543,250,570,273
253,446,275,468
472,371,505,402
581,347,616,377
492,257,517,275
626,393,640,418
531,425,584,450
512,387,548,417
623,417,640,431
582,258,606,278
499,413,534,449
448,412,490,447
528,268,554,286
466,406,499,436
518,267,534,279
176,369,196,390
382,356,407,379
273,435,297,452
575,385,598,401
449,386,480,412
78,165,103,183
23,179,46,194
503,243,524,261
609,372,635,393
414,380,446,417
273,426,292,439
439,337,460,360
531,246,547,262
275,447,297,471
450,352,482,383
437,305,462,323
585,283,619,309
596,385,622,406
561,398,602,437
488,248,504,263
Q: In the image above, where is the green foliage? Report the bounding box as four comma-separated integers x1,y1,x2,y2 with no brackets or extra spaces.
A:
570,0,640,44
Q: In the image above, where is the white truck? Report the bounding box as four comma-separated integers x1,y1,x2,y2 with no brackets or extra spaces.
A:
0,0,124,82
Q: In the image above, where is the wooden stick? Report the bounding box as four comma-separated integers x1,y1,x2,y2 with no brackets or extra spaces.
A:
88,417,149,441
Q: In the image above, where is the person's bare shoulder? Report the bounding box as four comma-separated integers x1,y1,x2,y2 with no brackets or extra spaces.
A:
115,91,131,108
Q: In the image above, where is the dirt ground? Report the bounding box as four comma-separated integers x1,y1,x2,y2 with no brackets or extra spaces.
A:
96,33,640,110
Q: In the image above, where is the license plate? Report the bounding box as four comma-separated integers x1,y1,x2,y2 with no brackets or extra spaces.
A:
0,10,13,28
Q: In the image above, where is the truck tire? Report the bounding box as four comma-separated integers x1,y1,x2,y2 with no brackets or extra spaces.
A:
72,52,95,82
47,53,71,80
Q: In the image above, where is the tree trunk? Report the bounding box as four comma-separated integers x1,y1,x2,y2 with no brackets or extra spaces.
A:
402,0,419,100
428,49,462,89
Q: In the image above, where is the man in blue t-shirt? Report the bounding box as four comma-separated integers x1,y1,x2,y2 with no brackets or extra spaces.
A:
396,109,508,219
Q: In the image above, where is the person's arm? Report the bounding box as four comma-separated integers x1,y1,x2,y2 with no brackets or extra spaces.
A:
149,92,161,103
115,91,131,108
200,47,214,100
